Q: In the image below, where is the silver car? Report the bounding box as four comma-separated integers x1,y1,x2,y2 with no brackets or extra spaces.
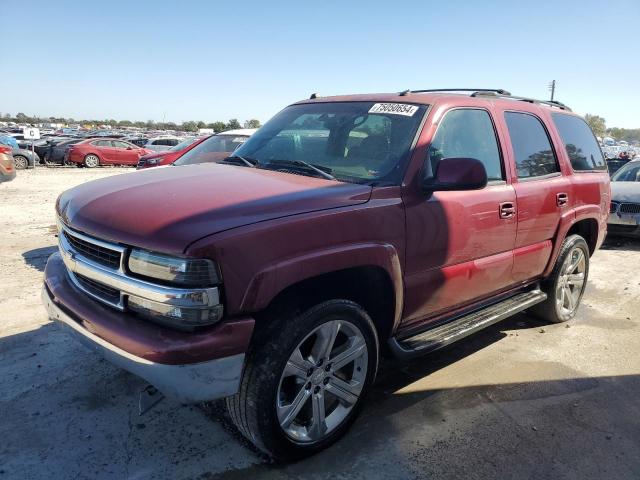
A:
609,158,640,237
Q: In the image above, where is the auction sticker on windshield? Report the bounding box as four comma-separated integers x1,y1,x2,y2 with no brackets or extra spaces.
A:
369,103,418,116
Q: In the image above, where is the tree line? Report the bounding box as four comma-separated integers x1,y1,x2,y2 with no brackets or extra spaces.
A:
584,114,640,143
0,112,261,133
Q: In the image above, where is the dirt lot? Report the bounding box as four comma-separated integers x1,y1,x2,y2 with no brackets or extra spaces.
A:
1,168,640,479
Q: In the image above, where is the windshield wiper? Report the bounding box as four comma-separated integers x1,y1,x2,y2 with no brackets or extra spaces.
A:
265,159,336,180
223,155,257,168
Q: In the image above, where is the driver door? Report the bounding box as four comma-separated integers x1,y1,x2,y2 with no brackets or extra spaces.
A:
402,107,517,330
112,140,140,165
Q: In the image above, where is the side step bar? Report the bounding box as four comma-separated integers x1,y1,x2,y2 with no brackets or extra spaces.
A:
389,289,547,358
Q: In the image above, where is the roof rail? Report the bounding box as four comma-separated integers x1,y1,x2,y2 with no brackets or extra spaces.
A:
398,88,572,111
471,91,572,111
399,88,511,96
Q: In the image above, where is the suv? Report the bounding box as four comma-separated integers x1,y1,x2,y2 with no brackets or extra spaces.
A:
143,136,182,152
42,89,610,460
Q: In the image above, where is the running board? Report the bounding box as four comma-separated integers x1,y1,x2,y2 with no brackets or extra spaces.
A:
389,290,547,358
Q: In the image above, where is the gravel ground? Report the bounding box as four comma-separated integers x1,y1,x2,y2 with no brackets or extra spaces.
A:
1,168,639,479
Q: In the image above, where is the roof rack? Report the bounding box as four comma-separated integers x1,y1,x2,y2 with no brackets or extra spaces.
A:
399,88,511,96
471,91,572,111
398,88,571,111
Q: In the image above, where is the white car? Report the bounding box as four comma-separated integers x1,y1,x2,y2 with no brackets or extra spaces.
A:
143,136,183,152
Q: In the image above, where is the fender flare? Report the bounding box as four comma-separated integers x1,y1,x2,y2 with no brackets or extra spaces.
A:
543,206,601,276
239,242,404,330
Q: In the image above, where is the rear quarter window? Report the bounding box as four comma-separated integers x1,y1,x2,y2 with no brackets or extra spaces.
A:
551,113,607,171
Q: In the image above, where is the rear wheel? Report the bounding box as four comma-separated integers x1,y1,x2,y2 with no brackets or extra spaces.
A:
13,155,28,170
226,300,379,461
532,234,589,323
84,154,100,168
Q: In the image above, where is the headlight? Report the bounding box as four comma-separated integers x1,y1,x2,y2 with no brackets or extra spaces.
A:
147,157,164,165
128,249,220,286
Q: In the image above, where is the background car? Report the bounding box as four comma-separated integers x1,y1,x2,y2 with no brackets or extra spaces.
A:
66,138,153,167
172,129,256,166
122,136,149,147
608,159,640,237
17,137,65,161
12,147,40,169
143,136,182,152
43,138,84,165
0,145,16,182
136,136,204,169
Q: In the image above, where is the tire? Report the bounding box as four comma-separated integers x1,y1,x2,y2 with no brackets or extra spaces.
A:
13,155,28,170
532,234,589,323
84,154,100,168
226,299,379,461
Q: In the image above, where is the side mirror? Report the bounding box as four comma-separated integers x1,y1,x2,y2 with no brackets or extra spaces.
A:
126,146,133,150
423,157,488,192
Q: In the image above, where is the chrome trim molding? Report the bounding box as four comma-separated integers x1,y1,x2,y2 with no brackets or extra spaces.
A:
42,286,243,403
57,220,220,311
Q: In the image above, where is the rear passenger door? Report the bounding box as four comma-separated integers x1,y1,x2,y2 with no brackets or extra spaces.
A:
93,140,115,163
503,111,571,282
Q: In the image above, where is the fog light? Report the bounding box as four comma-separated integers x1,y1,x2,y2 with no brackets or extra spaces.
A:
128,295,223,330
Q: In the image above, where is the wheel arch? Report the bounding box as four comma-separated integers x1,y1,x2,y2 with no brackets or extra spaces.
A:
543,209,601,277
242,243,404,341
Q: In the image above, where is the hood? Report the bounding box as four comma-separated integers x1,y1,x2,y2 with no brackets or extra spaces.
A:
140,150,167,161
57,163,372,253
611,182,640,202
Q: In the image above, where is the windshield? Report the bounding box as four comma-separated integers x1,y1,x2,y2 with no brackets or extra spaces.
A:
173,134,250,165
169,137,197,152
232,101,426,184
612,161,640,182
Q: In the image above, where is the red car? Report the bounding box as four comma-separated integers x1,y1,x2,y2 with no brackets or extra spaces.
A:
66,138,153,167
45,89,609,460
0,145,16,182
136,136,207,170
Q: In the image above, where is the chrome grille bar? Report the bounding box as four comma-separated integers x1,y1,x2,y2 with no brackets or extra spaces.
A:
57,219,220,311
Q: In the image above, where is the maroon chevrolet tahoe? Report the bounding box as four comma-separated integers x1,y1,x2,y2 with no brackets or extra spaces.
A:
42,89,610,460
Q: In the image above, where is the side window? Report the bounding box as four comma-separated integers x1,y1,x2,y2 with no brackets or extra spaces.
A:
428,109,503,181
168,139,180,146
93,140,110,147
113,141,130,149
504,112,559,179
551,113,607,171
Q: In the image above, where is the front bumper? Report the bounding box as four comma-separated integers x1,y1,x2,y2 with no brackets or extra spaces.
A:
43,253,254,403
0,170,16,182
608,212,640,237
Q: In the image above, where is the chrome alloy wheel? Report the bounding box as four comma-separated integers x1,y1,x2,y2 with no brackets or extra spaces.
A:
13,156,28,169
556,246,587,317
276,320,368,444
84,155,99,168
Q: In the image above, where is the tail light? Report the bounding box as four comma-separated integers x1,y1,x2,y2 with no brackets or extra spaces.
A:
0,145,10,154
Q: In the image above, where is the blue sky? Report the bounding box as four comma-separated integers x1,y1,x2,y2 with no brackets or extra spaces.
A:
1,0,639,127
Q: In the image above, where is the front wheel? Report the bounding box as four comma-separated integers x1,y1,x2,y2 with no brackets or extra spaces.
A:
84,154,100,168
226,300,379,461
13,155,28,170
532,234,589,323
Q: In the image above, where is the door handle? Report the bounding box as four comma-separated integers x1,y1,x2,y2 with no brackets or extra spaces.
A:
557,193,569,207
499,202,516,219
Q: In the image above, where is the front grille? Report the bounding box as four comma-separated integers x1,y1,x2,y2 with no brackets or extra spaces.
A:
75,273,121,303
619,203,640,214
63,230,121,269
